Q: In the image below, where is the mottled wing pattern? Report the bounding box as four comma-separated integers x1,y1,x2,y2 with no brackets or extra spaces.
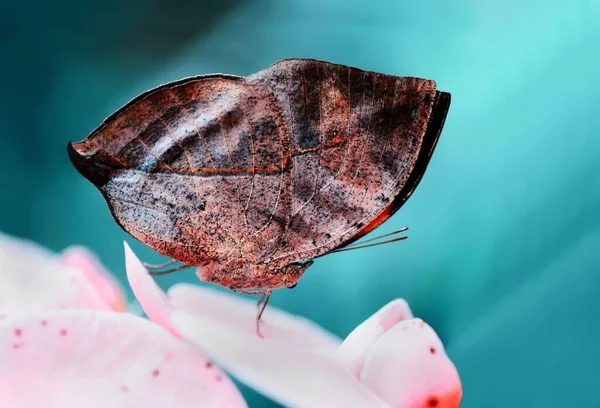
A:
246,59,439,264
68,59,447,269
68,75,294,265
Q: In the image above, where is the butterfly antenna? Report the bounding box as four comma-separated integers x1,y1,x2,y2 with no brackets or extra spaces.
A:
329,235,408,254
148,264,192,276
343,227,409,249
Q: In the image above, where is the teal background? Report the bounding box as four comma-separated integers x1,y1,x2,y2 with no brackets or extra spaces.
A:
2,1,599,406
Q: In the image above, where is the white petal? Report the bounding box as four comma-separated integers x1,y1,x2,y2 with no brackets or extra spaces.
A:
335,299,413,376
0,231,54,265
0,233,113,317
361,319,462,408
58,246,127,311
0,310,247,408
124,242,178,336
168,283,341,349
171,310,389,408
124,243,340,348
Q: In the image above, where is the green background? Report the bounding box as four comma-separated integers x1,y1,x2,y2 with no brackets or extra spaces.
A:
2,1,599,406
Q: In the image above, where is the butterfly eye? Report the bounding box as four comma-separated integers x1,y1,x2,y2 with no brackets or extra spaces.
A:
286,282,298,289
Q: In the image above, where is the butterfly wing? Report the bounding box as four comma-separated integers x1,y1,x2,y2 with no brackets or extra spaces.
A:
69,59,450,268
245,59,450,264
331,89,451,250
68,74,295,265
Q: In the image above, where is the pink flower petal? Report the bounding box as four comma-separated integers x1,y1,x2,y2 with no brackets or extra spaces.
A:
0,310,247,408
335,299,414,377
58,246,127,312
360,319,462,408
0,232,54,266
124,242,178,336
124,242,340,348
0,233,114,316
171,310,389,408
169,284,341,349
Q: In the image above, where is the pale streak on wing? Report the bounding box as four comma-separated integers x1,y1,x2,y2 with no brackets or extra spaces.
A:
137,137,176,172
160,115,196,172
173,95,218,211
194,108,218,171
156,115,201,210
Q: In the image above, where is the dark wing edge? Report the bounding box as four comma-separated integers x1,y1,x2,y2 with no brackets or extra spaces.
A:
330,90,451,250
389,91,451,216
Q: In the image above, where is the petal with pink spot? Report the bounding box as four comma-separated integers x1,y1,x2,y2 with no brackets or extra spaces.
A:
360,319,462,408
171,310,389,408
0,310,247,408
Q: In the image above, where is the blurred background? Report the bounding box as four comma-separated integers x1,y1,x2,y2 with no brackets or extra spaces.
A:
2,0,599,406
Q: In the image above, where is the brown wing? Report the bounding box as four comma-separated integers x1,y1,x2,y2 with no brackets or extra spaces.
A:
330,89,451,250
68,74,294,265
68,59,450,268
245,59,449,264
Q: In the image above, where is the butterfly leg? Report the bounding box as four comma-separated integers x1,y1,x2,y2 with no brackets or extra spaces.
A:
256,290,272,338
143,259,192,276
148,264,191,276
256,292,268,314
231,287,273,337
141,258,192,276
143,259,178,270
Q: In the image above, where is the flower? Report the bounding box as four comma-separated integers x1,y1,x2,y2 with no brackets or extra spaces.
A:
0,232,126,319
0,231,462,408
125,242,462,408
0,232,247,408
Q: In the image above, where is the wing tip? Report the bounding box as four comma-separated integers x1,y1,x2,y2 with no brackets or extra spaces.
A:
67,141,112,188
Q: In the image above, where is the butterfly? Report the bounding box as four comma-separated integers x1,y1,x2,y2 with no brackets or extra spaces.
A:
68,58,450,299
